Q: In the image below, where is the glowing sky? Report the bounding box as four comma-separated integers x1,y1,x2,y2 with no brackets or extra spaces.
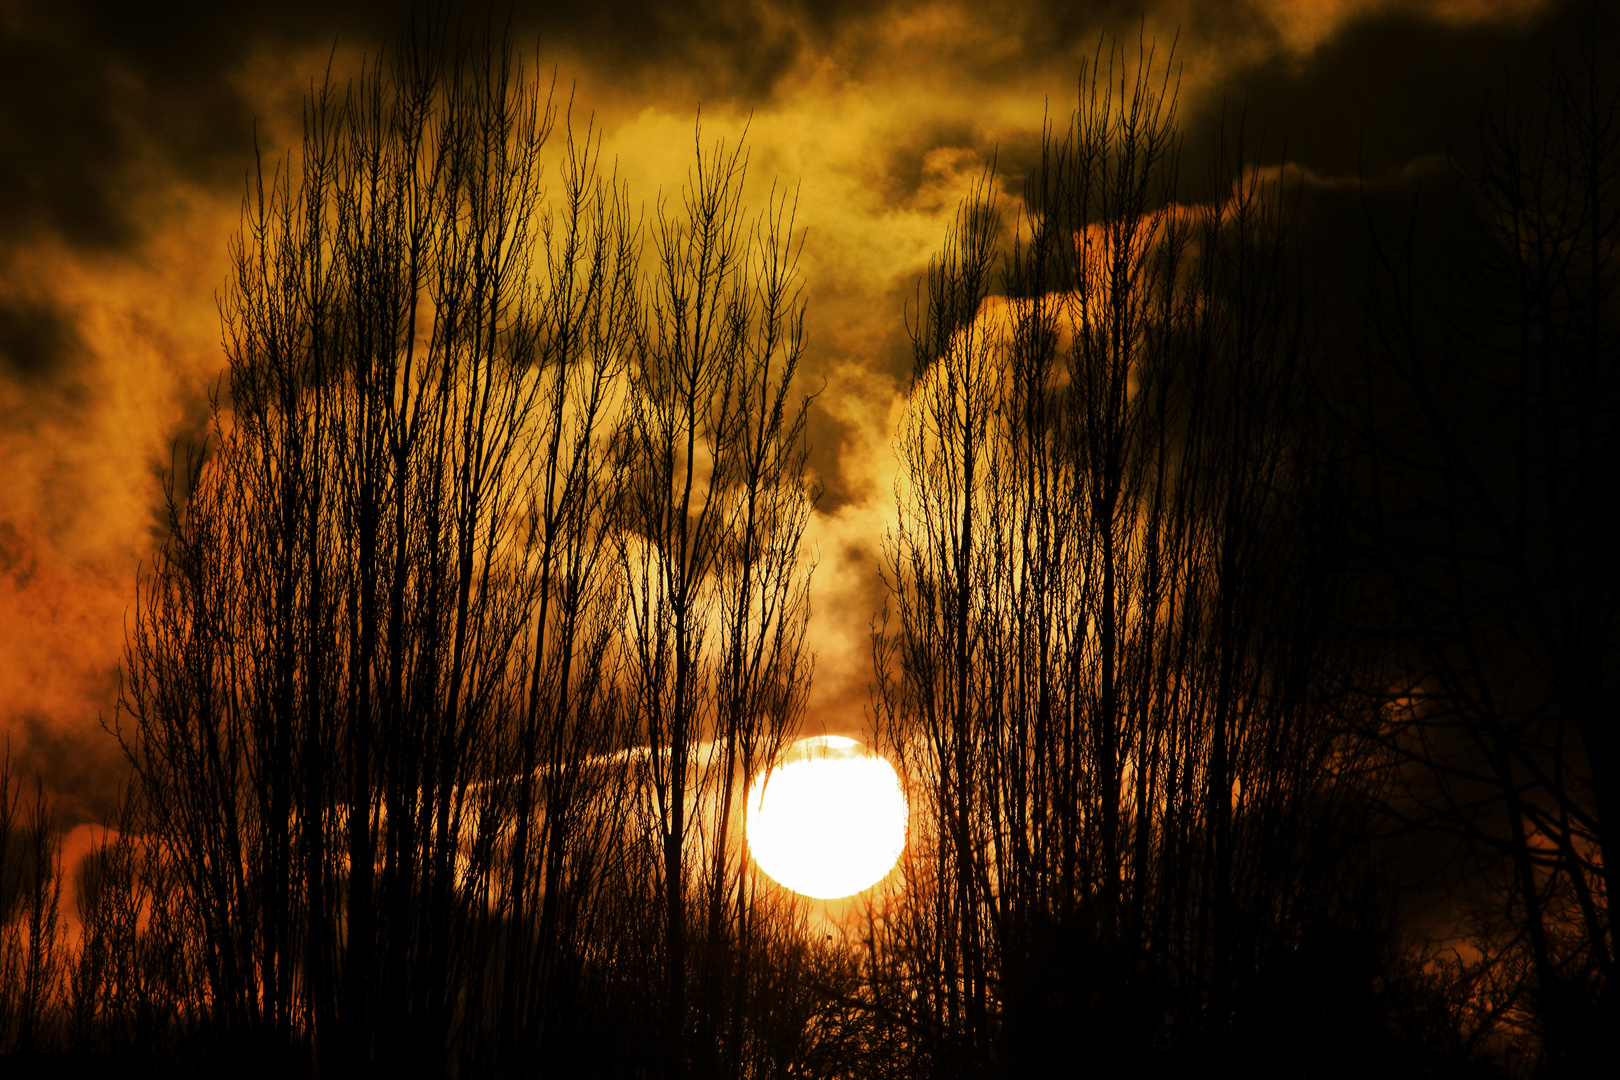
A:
0,0,1580,823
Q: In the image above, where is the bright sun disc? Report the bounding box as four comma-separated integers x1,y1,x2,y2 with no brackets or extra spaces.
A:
745,735,908,900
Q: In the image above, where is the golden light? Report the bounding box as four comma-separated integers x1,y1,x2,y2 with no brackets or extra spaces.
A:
745,735,908,900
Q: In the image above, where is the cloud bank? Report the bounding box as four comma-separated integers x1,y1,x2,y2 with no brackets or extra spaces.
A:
0,0,1583,822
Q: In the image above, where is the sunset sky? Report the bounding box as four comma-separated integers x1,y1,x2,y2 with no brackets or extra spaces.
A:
0,0,1590,826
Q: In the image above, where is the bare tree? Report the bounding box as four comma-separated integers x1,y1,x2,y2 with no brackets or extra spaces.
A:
616,126,819,1080
870,38,1374,1077
0,755,65,1056
119,24,641,1076
1357,21,1618,1070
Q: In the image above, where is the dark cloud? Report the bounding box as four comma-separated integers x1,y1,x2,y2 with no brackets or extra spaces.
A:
0,1,866,252
6,707,128,826
1,1,1573,256
0,295,84,380
512,0,809,98
0,1,399,248
1185,2,1588,178
1005,0,1274,72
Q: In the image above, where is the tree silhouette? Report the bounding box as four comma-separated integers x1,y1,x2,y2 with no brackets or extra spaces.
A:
868,39,1381,1077
1354,23,1618,1071
105,19,829,1078
614,129,820,1080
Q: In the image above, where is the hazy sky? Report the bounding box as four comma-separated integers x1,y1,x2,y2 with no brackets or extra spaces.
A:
0,0,1588,823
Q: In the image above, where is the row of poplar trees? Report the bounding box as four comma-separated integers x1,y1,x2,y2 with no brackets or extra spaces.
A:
871,44,1375,1078
111,26,827,1080
6,15,1610,1080
869,28,1614,1080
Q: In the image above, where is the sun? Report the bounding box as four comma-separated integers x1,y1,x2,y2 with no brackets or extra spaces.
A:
745,735,908,900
